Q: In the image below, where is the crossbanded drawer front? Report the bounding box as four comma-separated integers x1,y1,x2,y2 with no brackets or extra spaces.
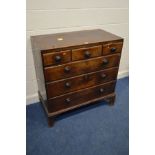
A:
46,67,118,98
44,54,120,82
42,50,71,66
72,45,102,61
102,42,123,55
47,81,116,113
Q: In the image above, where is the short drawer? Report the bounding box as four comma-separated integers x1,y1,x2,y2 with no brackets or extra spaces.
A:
42,50,71,66
72,45,102,61
44,54,120,82
102,42,123,55
47,81,116,113
46,67,118,98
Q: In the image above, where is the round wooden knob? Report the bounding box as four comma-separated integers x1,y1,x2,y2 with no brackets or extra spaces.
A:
64,66,71,73
99,88,104,93
101,73,106,79
65,98,71,103
102,59,109,65
55,55,61,62
84,51,91,58
65,82,71,88
111,47,116,52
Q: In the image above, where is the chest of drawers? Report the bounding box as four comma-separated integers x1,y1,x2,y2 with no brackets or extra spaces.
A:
31,29,123,127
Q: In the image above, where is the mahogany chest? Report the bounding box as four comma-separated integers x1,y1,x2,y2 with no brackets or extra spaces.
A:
31,29,123,127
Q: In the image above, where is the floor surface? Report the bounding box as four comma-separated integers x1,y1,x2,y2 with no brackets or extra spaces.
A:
26,77,129,155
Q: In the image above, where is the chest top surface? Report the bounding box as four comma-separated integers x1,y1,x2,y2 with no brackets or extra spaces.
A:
31,29,123,51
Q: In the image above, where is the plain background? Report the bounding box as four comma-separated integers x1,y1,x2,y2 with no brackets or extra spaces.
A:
0,0,155,155
26,0,129,105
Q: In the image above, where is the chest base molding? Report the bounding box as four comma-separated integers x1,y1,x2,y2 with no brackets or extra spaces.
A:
39,90,116,127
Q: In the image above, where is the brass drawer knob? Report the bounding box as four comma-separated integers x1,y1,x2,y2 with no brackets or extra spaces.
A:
111,47,116,52
65,98,71,103
101,73,106,79
55,55,62,62
65,82,71,88
99,88,104,93
102,58,109,65
64,66,71,73
84,51,91,58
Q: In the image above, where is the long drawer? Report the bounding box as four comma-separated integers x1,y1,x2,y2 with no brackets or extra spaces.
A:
46,67,118,98
47,81,116,113
44,54,120,82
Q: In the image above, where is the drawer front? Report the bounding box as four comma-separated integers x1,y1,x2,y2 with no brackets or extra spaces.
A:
42,50,71,66
102,42,123,55
48,81,116,113
44,54,120,82
46,67,118,98
72,45,102,61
